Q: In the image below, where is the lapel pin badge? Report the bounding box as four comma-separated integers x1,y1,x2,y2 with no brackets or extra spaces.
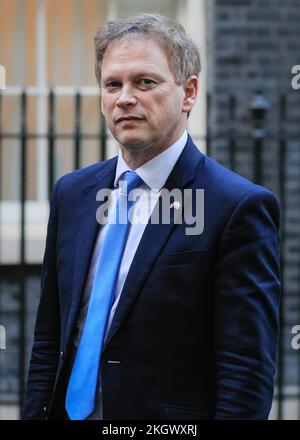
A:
170,201,181,210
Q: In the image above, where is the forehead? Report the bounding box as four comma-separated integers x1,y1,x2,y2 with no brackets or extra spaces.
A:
101,36,173,79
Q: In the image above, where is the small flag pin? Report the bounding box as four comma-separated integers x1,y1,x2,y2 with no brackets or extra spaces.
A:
170,201,181,210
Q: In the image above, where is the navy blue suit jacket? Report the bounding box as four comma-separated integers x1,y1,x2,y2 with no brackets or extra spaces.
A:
22,135,281,420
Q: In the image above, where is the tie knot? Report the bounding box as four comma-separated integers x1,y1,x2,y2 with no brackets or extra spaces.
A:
121,171,143,194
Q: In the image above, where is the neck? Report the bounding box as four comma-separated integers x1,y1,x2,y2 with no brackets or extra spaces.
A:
119,143,170,170
119,128,186,170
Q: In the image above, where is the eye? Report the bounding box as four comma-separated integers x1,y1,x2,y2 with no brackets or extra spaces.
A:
137,78,157,89
104,81,121,91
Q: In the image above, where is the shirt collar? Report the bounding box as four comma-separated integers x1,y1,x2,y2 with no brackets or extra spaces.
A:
114,130,188,192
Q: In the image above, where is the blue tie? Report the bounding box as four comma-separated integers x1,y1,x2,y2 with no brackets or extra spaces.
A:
66,171,143,419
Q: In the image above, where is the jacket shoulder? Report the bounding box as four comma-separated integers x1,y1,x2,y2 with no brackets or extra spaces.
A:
198,148,279,206
52,156,117,195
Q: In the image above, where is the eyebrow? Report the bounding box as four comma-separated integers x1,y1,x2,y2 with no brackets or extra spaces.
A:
101,71,163,83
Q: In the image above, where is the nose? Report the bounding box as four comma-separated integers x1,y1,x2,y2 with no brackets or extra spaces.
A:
116,84,137,108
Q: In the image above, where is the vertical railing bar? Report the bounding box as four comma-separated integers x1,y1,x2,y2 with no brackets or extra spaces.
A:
206,93,211,157
252,115,263,186
74,92,81,169
277,94,286,420
19,90,27,414
100,116,107,161
48,89,55,198
229,94,236,171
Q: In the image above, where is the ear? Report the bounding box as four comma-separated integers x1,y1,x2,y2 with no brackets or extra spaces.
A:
182,75,199,114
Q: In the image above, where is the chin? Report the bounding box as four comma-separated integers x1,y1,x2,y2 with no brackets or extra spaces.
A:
121,142,144,151
118,134,146,149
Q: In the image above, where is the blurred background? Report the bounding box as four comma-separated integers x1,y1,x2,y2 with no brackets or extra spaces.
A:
0,0,300,420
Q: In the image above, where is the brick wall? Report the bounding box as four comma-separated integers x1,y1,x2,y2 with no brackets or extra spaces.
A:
206,0,300,396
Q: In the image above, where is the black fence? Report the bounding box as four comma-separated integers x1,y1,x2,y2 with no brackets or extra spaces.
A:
0,89,299,420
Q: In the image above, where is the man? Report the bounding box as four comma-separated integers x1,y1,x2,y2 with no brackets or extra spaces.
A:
22,14,281,420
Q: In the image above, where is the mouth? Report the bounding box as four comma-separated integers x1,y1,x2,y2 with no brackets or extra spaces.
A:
115,116,144,124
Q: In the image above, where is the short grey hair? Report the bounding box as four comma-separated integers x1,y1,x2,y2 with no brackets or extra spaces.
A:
94,13,201,85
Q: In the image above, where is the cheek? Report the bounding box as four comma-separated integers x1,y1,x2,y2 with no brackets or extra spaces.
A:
101,97,114,118
145,95,172,120
156,90,183,115
154,99,182,123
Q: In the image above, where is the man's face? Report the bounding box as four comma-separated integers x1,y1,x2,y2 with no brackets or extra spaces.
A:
100,37,192,154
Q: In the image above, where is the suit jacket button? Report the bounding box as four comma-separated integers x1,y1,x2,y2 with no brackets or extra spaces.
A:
43,406,47,413
60,351,64,359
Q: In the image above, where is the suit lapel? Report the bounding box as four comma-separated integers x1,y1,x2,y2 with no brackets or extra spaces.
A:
65,158,117,347
103,137,204,350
